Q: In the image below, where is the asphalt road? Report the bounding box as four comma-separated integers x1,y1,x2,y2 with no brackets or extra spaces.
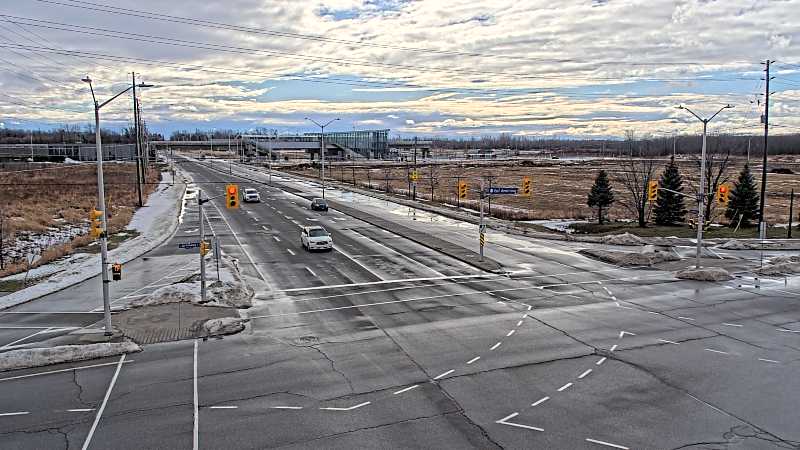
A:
1,158,799,449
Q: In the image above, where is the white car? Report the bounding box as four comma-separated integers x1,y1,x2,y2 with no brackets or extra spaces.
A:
301,226,333,251
242,188,261,203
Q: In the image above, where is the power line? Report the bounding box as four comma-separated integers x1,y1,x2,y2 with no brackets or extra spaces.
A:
34,0,758,68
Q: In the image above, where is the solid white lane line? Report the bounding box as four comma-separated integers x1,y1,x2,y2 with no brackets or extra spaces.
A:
332,244,384,281
206,198,270,284
578,369,592,379
758,358,781,364
1,327,53,349
506,330,516,337
269,406,303,410
81,354,125,450
209,406,238,409
305,267,317,277
704,348,729,355
557,382,573,392
678,316,695,321
393,385,419,395
531,396,550,407
596,357,607,366
0,411,29,417
193,340,199,450
722,323,743,327
67,409,95,412
0,360,134,383
658,339,680,345
319,401,371,411
777,328,800,333
497,412,520,423
495,412,544,431
585,438,629,449
0,326,78,330
287,248,295,256
490,342,502,351
466,356,481,365
349,228,447,278
618,331,635,339
434,369,455,380
516,320,524,327
273,236,281,242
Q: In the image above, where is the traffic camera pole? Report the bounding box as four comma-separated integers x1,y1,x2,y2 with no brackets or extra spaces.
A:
198,189,207,304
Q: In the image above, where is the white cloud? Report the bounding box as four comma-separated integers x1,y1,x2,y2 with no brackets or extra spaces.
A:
405,119,415,125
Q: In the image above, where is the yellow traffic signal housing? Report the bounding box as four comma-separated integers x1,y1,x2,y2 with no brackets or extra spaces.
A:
111,263,122,281
226,184,239,209
200,241,210,256
89,209,103,238
647,180,658,202
521,176,532,197
458,181,468,199
716,184,730,205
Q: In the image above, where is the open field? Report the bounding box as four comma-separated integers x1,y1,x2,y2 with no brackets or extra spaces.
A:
282,156,800,228
0,162,160,277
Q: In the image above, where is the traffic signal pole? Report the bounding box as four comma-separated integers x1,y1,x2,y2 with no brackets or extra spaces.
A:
198,189,207,304
92,103,113,336
479,178,485,261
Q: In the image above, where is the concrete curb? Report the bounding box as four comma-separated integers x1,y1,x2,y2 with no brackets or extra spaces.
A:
0,171,189,311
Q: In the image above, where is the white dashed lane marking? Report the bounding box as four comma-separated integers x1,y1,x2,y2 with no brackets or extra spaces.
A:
585,438,630,449
531,396,549,407
578,369,592,379
557,382,573,392
490,342,502,351
433,369,454,380
466,356,481,365
393,385,419,395
287,248,295,256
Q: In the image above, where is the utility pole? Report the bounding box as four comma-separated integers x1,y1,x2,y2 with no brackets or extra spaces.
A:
758,60,774,240
789,189,794,239
132,72,143,207
198,189,207,304
677,104,734,269
479,179,485,261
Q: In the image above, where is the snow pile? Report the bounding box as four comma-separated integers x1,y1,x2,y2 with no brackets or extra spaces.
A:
0,341,141,372
202,317,247,337
756,255,800,275
717,240,754,250
129,256,254,309
601,232,645,246
675,267,733,281
580,248,679,267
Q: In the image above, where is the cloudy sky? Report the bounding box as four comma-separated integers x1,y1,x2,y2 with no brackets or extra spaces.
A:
1,0,799,139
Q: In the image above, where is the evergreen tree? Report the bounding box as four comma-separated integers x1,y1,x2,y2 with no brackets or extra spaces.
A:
725,164,760,227
588,170,615,224
653,156,686,225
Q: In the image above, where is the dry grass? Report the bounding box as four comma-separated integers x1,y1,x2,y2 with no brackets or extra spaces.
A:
0,163,160,277
284,157,800,225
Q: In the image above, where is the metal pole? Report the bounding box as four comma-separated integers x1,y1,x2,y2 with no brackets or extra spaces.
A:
321,126,326,199
215,238,220,282
94,105,113,336
198,190,206,304
479,178,485,261
788,189,794,239
268,132,273,184
696,120,708,269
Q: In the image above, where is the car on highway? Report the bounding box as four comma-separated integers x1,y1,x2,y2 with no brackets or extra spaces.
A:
242,188,261,203
310,198,328,211
300,225,332,251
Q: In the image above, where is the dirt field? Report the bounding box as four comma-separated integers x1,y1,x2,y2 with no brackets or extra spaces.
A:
0,162,161,277
283,157,800,225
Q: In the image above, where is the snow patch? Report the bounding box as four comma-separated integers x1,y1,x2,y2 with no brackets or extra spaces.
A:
717,240,755,250
601,232,645,246
756,255,800,275
202,317,247,337
0,341,141,372
675,267,733,281
580,248,678,266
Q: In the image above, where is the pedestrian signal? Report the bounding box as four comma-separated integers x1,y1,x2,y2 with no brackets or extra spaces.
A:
458,181,468,199
647,180,658,202
226,184,239,209
521,176,532,197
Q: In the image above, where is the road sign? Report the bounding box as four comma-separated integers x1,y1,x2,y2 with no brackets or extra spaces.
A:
486,187,518,195
111,263,122,281
479,224,487,233
178,241,200,249
409,170,420,182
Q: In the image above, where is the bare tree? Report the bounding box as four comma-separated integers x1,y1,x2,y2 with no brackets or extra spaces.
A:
687,134,732,223
617,132,658,227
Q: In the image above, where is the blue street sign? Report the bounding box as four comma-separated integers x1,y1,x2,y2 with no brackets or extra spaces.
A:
178,241,200,249
486,187,518,195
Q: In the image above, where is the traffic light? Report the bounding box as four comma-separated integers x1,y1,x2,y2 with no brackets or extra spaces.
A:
226,184,239,209
716,184,730,205
200,241,210,256
521,176,532,197
647,180,658,202
458,181,468,199
89,209,103,238
111,263,122,281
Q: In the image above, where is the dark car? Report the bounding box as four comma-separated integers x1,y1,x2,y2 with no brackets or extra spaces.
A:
310,198,328,211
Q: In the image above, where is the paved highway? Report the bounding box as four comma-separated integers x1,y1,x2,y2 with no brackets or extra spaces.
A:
1,159,799,449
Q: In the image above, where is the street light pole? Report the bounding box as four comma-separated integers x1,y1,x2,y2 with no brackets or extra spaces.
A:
305,117,340,199
83,76,152,336
677,104,733,269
